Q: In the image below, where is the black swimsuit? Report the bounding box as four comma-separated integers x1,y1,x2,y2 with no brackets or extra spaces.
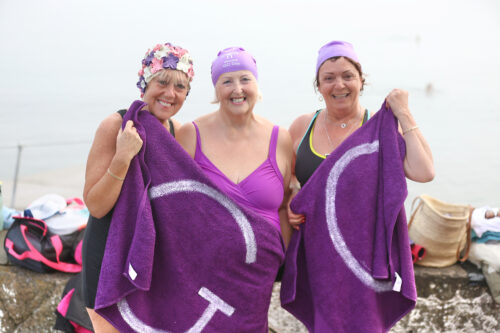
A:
295,109,369,187
81,109,174,308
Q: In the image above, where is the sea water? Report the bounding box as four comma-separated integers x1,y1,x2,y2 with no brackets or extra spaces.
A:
0,0,499,208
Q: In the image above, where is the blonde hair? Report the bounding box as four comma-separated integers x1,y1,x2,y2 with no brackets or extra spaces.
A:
147,69,191,93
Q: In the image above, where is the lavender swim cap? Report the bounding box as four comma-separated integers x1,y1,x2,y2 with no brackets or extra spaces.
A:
316,41,360,74
211,47,258,85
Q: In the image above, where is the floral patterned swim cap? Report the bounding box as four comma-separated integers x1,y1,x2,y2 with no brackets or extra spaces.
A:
136,43,194,96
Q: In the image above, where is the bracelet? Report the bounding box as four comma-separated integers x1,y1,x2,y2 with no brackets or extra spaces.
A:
403,126,419,135
107,168,125,181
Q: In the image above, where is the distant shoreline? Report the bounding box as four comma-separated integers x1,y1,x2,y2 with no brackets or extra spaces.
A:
1,164,86,210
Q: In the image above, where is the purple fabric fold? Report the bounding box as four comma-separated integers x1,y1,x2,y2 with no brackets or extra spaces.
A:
280,103,416,332
94,100,284,332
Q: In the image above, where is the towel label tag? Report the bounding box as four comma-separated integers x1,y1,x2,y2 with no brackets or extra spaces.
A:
393,272,402,292
128,263,137,281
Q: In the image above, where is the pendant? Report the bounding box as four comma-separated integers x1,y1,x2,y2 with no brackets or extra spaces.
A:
340,123,347,129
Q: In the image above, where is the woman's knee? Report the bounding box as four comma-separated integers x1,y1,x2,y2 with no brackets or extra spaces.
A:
86,308,119,333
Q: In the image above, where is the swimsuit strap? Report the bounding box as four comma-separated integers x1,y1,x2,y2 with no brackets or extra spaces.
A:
168,119,175,136
296,110,321,155
268,125,283,183
192,121,203,158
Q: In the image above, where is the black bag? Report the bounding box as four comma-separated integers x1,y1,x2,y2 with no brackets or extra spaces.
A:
54,272,94,332
3,216,84,273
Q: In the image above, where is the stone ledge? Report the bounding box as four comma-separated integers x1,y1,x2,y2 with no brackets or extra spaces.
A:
392,264,500,332
414,262,491,299
0,265,70,333
1,236,499,332
268,264,500,332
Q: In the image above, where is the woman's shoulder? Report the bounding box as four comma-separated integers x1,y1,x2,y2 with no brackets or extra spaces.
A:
276,126,293,151
176,118,205,158
251,116,291,149
288,111,318,143
95,112,123,135
190,111,219,127
252,113,272,125
290,112,317,129
170,118,182,132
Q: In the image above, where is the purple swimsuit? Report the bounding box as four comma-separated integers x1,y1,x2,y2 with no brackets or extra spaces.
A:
193,122,284,231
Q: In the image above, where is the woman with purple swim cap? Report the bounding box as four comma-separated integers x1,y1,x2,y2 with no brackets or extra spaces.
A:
287,40,435,228
178,46,294,244
81,42,194,332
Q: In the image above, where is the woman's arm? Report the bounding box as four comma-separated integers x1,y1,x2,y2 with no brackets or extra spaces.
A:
386,89,435,183
170,118,183,135
286,115,312,230
83,115,143,218
276,127,294,248
176,122,197,158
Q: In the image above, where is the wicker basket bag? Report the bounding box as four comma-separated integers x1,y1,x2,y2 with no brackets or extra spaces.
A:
408,194,472,267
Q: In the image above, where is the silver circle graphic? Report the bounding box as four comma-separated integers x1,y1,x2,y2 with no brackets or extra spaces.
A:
325,140,393,292
149,179,257,264
116,179,255,332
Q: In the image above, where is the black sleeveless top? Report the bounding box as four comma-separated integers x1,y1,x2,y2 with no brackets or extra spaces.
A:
81,109,175,308
295,109,369,187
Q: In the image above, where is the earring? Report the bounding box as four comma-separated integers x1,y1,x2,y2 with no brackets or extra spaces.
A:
318,95,324,102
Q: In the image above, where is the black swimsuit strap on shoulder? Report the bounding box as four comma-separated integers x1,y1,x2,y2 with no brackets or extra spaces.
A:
117,109,127,117
117,109,175,137
168,119,175,137
295,110,323,187
294,109,369,187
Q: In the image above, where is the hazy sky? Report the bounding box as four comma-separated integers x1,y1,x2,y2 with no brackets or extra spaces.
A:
2,0,499,127
1,0,500,206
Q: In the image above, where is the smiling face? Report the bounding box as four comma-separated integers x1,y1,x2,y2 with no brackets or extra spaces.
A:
142,69,189,123
317,57,363,113
215,70,259,115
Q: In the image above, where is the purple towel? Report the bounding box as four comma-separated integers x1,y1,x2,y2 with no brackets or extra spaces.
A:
94,100,284,332
280,103,416,332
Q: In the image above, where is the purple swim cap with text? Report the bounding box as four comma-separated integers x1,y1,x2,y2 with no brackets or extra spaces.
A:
211,47,258,85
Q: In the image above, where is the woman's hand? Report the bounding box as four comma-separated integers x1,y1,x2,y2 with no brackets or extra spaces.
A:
385,89,410,122
385,89,435,183
287,190,305,231
115,120,143,162
84,115,142,218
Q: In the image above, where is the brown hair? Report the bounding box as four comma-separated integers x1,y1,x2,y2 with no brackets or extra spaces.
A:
314,56,366,92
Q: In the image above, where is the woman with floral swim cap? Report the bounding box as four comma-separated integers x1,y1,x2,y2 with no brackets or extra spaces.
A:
177,46,294,247
81,42,194,332
287,40,435,229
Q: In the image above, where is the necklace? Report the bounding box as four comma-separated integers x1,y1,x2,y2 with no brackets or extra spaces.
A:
322,109,361,155
322,112,335,153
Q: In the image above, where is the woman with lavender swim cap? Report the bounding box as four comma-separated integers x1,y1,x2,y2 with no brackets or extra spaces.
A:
177,46,294,247
287,40,435,229
81,42,194,332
